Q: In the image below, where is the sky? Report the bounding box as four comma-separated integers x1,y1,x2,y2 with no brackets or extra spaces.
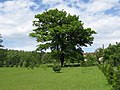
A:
0,0,120,52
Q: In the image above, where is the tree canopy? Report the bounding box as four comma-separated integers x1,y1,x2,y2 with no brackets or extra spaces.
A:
29,9,96,66
103,42,120,66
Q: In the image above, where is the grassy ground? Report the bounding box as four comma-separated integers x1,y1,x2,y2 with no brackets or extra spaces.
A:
0,66,112,90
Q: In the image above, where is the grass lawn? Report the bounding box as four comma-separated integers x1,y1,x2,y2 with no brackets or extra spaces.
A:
0,66,112,90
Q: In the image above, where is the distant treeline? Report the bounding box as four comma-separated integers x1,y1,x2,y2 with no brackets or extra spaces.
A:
0,48,98,68
0,49,43,68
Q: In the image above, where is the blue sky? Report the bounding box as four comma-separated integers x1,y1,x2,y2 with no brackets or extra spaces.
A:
0,0,120,52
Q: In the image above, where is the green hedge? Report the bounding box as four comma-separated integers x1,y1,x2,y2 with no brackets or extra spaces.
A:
98,64,120,90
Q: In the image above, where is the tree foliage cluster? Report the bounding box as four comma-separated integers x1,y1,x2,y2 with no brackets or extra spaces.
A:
0,34,3,47
104,43,120,66
95,47,104,64
0,49,42,69
97,42,120,90
81,53,96,67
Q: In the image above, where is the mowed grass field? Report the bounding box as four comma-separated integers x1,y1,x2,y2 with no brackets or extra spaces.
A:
0,66,112,90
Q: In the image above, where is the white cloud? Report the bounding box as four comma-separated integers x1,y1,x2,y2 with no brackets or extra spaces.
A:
85,0,119,13
0,0,39,51
0,0,36,36
83,14,120,50
51,4,80,15
42,0,63,4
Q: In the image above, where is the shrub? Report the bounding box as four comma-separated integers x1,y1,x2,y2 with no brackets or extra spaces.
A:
53,65,61,73
98,63,115,85
113,66,120,90
106,64,114,84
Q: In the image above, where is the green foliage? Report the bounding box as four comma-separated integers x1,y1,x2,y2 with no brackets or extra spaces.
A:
106,64,114,84
5,50,21,67
66,48,84,64
83,53,97,66
53,64,61,73
0,49,6,67
95,48,104,58
41,52,53,64
29,9,96,66
52,59,61,72
104,43,120,66
95,48,104,64
98,64,111,82
97,42,120,90
0,34,3,47
98,62,120,90
113,66,120,90
0,49,42,68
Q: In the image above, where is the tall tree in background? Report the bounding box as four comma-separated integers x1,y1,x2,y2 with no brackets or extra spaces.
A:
30,9,96,66
0,34,3,47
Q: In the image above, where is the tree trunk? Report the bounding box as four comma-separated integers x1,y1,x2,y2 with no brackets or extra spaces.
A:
60,53,65,67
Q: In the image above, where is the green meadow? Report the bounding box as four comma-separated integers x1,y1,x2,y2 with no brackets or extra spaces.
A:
0,66,112,90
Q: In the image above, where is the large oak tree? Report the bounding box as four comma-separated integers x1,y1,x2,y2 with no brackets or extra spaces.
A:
30,9,96,66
